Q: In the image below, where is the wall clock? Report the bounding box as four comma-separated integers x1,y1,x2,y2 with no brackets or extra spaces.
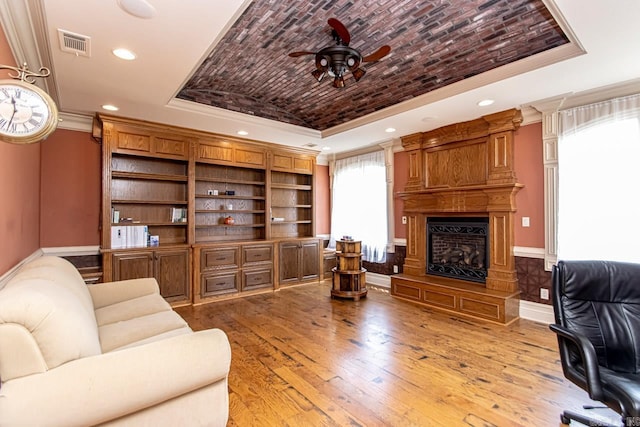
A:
0,78,59,145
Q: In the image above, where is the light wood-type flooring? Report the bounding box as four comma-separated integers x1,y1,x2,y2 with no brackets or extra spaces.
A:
176,282,621,427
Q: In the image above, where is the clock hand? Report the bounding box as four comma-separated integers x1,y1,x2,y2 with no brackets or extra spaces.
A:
6,96,17,130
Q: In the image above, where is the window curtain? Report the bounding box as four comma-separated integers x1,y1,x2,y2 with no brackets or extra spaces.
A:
557,93,640,263
329,151,387,262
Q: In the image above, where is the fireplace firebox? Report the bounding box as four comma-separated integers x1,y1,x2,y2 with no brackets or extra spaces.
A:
427,217,489,284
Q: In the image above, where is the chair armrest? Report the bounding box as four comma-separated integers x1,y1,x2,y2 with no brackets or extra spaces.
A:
0,329,231,427
549,323,604,400
88,277,160,309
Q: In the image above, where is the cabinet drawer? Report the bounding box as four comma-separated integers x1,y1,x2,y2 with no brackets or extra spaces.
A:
202,271,239,297
201,247,239,269
242,244,273,266
242,268,273,291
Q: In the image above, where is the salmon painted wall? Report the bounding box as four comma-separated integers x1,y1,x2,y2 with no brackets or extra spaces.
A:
0,31,41,274
513,122,544,248
40,129,101,247
315,164,330,235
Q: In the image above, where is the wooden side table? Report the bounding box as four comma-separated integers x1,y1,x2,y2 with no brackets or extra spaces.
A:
331,240,367,301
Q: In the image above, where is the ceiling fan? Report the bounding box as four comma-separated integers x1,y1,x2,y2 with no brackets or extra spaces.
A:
288,18,391,88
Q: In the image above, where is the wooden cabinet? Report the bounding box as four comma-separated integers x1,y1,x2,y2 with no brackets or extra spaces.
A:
193,242,274,303
110,248,191,305
278,238,321,286
97,114,319,306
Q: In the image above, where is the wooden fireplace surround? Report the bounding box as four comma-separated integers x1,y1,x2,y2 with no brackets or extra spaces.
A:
391,108,523,324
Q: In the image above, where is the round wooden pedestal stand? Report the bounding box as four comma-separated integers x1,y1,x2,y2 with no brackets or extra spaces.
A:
331,240,367,301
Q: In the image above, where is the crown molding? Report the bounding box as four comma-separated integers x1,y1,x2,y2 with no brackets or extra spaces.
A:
58,112,93,132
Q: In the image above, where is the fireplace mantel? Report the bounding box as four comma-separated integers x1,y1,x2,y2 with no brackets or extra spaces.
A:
391,109,523,324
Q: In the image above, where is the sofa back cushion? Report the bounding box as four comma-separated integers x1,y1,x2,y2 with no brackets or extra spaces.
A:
0,256,101,382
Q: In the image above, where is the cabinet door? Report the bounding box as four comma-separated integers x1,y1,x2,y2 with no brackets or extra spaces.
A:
279,241,301,284
112,251,154,281
301,240,320,280
155,249,190,301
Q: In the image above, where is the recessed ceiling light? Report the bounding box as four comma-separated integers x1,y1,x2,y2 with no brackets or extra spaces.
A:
385,127,396,133
102,104,119,111
322,146,331,151
478,99,495,107
117,0,157,19
237,130,248,136
112,48,136,60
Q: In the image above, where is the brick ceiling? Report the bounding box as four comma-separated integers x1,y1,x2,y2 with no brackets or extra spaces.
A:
177,0,568,132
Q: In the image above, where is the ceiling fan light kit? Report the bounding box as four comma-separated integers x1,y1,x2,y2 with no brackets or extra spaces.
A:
289,18,390,88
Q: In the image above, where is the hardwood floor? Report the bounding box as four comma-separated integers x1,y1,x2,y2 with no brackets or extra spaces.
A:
175,282,619,427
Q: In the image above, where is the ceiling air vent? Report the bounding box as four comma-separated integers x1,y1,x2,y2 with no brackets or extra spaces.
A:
57,29,91,57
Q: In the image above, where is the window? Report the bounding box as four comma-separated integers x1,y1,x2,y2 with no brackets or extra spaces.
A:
329,150,388,262
557,93,640,262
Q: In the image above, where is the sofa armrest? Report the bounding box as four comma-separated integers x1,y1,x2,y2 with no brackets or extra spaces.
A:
0,328,231,427
88,277,160,309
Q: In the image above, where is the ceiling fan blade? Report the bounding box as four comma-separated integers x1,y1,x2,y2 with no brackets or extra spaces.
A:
362,45,391,62
288,51,316,58
328,18,350,45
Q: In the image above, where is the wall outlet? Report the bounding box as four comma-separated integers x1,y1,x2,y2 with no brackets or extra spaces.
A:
393,265,399,273
540,288,549,300
522,216,530,227
402,216,407,224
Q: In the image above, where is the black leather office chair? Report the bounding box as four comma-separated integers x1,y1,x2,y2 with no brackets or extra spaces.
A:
549,260,640,426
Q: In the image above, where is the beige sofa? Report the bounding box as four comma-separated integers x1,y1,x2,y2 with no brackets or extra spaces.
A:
0,256,231,426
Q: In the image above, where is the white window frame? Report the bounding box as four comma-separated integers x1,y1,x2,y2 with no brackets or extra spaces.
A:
533,81,640,270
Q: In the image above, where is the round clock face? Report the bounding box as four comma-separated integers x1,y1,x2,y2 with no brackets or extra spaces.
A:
0,81,58,144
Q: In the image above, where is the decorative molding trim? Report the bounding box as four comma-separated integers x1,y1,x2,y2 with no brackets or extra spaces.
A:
167,98,321,139
520,106,542,125
519,300,555,324
58,112,93,132
41,246,101,256
0,249,43,290
0,0,58,101
513,246,545,259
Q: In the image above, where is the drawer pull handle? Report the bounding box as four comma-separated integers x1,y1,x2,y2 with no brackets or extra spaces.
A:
216,282,226,286
215,257,227,261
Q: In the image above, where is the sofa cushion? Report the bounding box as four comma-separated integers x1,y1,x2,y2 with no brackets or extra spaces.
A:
98,310,191,352
94,293,174,326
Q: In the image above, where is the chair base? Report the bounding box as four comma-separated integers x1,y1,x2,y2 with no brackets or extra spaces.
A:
560,409,622,427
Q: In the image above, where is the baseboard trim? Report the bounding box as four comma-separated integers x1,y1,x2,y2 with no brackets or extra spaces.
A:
519,300,555,324
366,272,391,288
